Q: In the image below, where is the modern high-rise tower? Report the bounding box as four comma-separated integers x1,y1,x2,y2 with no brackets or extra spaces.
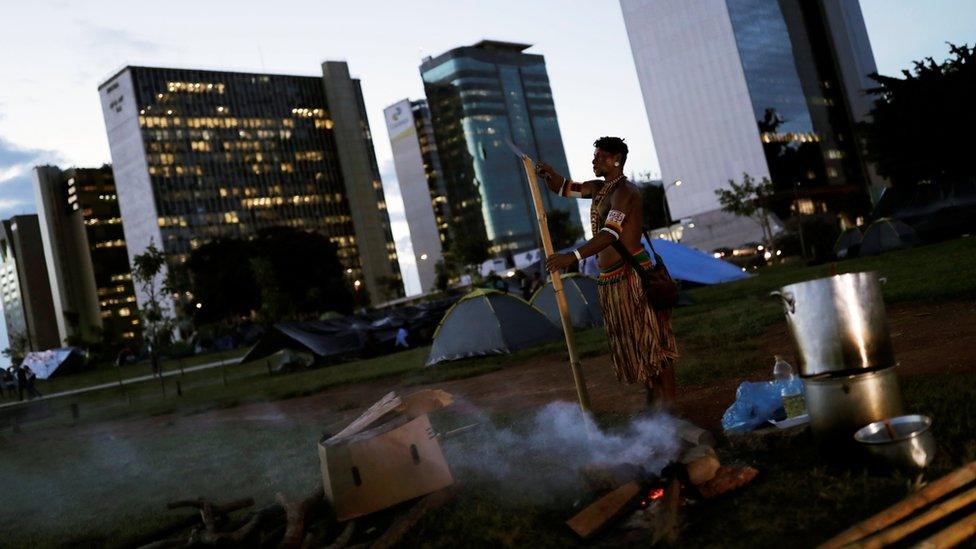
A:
620,0,881,251
0,215,60,352
34,165,142,347
384,98,446,294
420,40,582,255
98,63,403,313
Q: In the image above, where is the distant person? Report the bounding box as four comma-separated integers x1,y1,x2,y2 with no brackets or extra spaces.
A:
15,365,27,401
520,271,533,301
395,327,410,349
23,365,41,399
115,347,132,369
530,272,544,296
0,367,16,398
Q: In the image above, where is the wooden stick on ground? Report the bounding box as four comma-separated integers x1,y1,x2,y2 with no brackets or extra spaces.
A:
911,507,976,549
860,485,976,548
820,461,976,548
516,151,591,414
276,487,325,549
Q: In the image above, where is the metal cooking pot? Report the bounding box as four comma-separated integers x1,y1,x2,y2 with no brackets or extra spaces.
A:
771,272,895,377
803,367,904,444
854,414,936,470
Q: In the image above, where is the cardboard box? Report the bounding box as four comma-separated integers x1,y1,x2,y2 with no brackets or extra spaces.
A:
319,391,455,521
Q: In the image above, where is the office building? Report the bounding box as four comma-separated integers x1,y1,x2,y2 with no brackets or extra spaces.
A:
420,40,582,255
34,165,141,347
98,62,402,315
0,215,60,351
621,0,881,250
384,98,446,294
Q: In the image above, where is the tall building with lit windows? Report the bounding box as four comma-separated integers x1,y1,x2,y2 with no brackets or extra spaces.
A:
620,0,881,251
420,40,582,255
0,215,60,352
384,98,446,294
97,63,403,314
33,165,141,347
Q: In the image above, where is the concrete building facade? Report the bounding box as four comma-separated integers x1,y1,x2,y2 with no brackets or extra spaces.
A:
0,215,60,352
620,0,881,251
384,98,446,294
34,165,142,348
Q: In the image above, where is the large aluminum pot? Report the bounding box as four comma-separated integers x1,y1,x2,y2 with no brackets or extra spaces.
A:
803,366,904,445
771,272,894,377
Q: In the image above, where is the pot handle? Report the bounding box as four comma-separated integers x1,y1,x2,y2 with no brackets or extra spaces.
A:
769,290,796,314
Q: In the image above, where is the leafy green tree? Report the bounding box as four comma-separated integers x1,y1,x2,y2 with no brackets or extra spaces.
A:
861,43,975,187
547,209,584,249
184,227,355,324
2,332,29,367
448,231,490,268
715,173,777,246
131,241,175,376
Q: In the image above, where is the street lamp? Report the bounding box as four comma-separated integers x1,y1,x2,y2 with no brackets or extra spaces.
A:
662,179,682,241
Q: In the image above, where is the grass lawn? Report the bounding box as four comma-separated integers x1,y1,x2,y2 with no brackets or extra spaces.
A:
1,237,975,547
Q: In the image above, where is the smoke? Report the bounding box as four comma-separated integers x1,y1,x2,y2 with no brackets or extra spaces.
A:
442,400,682,501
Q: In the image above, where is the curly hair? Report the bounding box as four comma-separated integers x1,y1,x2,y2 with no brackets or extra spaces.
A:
593,136,628,166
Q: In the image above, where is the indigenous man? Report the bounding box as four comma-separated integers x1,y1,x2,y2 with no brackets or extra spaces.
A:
536,137,679,407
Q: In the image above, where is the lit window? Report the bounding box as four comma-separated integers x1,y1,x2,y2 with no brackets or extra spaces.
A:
118,308,131,317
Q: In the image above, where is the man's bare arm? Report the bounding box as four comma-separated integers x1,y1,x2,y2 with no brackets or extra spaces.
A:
545,186,638,272
535,162,599,198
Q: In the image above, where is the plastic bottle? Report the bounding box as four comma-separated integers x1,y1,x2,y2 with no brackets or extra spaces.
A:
773,355,806,418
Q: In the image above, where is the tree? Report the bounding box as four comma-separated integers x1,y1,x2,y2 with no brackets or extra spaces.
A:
861,43,976,187
183,227,355,324
375,275,404,303
448,231,490,268
2,332,29,367
131,240,176,377
715,173,777,246
547,209,584,250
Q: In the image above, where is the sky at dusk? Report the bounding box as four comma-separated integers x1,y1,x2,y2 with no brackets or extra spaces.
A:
0,0,972,320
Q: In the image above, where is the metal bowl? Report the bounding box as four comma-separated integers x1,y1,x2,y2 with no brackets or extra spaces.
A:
854,414,935,470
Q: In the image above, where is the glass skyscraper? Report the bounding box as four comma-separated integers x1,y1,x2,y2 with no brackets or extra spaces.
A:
99,63,402,314
621,0,881,251
420,40,582,255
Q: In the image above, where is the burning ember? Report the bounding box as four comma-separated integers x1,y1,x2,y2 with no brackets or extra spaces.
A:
638,487,666,508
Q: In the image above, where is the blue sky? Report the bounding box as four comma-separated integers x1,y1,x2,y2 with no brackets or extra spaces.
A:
0,0,972,346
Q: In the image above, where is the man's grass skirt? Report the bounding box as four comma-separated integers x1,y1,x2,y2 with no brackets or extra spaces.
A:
597,249,679,387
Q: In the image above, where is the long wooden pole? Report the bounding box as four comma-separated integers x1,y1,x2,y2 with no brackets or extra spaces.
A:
859,485,976,548
820,461,976,548
518,155,591,413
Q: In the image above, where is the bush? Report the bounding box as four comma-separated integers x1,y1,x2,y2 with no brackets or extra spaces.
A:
166,340,195,359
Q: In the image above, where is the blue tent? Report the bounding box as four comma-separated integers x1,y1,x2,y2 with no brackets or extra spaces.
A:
581,238,749,285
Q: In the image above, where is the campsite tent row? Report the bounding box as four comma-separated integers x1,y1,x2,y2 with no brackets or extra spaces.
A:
245,239,748,367
241,296,459,364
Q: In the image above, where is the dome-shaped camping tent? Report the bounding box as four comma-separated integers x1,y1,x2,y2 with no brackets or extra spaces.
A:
530,274,603,328
834,227,863,258
426,289,561,366
860,218,919,256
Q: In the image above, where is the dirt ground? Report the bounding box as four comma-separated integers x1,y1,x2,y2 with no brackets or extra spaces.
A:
57,297,975,445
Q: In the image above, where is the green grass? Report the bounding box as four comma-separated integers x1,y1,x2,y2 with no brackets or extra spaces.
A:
1,238,975,546
32,347,248,395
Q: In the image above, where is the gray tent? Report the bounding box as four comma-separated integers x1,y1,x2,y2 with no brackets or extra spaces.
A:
834,227,863,258
530,274,603,328
860,218,919,256
426,289,561,366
